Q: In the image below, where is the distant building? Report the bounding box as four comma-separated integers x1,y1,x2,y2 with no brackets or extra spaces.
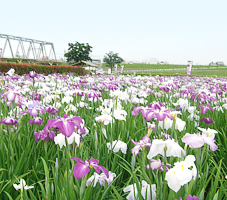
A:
72,60,98,68
124,61,134,64
158,61,167,64
92,58,102,68
216,61,224,66
148,58,157,64
209,61,224,66
209,62,217,66
124,58,158,64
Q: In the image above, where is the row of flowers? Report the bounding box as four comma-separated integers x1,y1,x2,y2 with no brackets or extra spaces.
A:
0,69,226,199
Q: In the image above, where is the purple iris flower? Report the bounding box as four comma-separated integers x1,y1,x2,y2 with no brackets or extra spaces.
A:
28,71,38,78
45,106,59,115
44,114,85,138
146,158,172,172
176,107,182,112
34,93,42,101
131,134,152,156
160,87,170,92
21,107,46,117
96,93,103,98
145,109,174,121
3,90,24,106
21,101,46,117
131,106,154,119
198,92,208,103
148,102,165,110
131,105,173,121
131,106,150,117
28,117,44,125
34,130,55,142
190,92,198,101
180,89,190,97
186,195,200,200
211,87,223,95
208,96,217,102
77,91,84,96
200,118,213,124
27,101,45,109
87,92,97,99
198,104,214,114
0,117,19,126
71,157,109,180
182,133,218,151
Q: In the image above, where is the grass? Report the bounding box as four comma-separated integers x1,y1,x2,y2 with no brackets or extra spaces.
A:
62,62,226,77
100,63,227,77
101,63,226,70
122,68,227,77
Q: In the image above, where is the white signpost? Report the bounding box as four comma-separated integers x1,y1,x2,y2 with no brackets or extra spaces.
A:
121,65,124,73
114,64,118,73
187,61,193,76
0,48,2,59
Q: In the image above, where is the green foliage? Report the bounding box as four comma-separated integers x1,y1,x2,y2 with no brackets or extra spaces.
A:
103,51,124,72
0,63,84,76
64,42,93,64
0,74,227,199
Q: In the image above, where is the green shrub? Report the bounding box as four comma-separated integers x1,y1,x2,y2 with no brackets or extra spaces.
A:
0,63,84,76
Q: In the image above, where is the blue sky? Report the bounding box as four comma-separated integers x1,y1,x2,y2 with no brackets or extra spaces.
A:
0,0,227,65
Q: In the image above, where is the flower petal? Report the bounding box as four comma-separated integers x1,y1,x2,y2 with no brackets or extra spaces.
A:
73,163,90,180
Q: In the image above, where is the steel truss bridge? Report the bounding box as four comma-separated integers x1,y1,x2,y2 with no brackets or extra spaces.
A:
0,34,61,65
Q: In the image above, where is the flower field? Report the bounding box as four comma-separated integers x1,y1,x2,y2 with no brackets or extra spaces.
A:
1,69,227,200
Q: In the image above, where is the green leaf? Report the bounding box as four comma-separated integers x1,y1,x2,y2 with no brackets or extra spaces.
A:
4,191,14,200
199,188,204,200
213,190,219,200
40,157,50,199
38,181,47,199
110,184,122,199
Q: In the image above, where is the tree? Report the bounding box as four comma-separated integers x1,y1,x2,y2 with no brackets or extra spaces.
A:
103,51,124,73
64,42,92,64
